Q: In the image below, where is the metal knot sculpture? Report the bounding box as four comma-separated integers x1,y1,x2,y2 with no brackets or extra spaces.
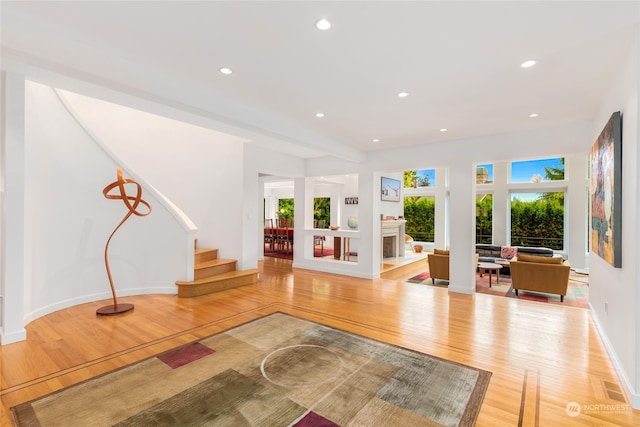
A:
97,167,152,315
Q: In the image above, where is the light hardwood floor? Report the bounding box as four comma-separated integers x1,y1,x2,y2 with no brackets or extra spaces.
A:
1,257,638,426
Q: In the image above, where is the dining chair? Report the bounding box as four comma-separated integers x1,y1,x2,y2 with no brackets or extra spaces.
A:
286,218,294,252
264,219,276,252
314,220,326,255
276,220,293,254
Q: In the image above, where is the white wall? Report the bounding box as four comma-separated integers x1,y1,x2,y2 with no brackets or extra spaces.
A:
340,175,359,231
1,72,27,343
58,90,245,262
0,81,194,342
589,29,640,408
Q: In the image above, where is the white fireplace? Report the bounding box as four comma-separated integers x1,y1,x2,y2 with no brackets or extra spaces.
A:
383,235,396,257
381,220,406,259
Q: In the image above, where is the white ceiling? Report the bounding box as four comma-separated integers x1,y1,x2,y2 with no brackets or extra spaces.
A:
2,1,639,161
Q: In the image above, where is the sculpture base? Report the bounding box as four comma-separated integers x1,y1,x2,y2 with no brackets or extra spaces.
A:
96,303,134,316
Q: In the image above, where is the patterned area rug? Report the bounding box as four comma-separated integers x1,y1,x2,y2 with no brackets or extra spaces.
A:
407,271,589,309
264,244,293,260
12,313,491,427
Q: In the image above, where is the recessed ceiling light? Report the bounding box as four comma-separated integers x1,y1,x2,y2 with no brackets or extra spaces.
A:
440,128,448,132
529,113,539,118
520,60,536,68
397,92,409,98
372,139,380,143
316,113,325,118
219,67,233,75
316,18,331,30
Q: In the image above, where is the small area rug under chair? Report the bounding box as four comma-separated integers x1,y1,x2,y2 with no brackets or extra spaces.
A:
407,271,589,309
12,313,491,427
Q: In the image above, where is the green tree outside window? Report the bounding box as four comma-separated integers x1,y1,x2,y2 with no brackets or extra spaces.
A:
313,197,330,227
278,198,294,220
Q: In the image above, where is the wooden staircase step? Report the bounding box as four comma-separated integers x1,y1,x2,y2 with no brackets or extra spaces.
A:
176,269,259,298
194,259,237,280
194,248,219,264
178,245,257,297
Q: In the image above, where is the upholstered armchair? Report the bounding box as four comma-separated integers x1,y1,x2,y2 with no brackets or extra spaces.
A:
510,253,571,301
427,249,450,284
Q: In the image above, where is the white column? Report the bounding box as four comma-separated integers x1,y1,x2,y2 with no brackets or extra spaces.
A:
292,177,306,262
304,177,315,229
567,154,588,268
492,161,509,245
298,177,314,260
330,185,341,228
256,177,267,261
434,167,447,249
1,72,27,344
448,162,476,294
360,170,377,278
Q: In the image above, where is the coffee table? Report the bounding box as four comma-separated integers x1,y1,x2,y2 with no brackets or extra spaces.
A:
494,258,511,267
478,262,504,287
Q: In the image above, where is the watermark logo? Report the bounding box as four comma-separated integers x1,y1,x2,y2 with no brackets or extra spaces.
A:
582,403,631,415
565,402,581,417
566,401,631,417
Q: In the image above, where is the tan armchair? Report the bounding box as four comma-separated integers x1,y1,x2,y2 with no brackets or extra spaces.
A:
427,249,450,284
428,250,479,284
510,253,571,301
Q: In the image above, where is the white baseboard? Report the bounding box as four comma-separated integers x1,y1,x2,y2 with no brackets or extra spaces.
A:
589,302,640,409
447,284,474,295
23,288,177,325
0,327,27,345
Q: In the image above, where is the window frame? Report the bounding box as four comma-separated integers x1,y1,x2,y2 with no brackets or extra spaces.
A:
507,184,567,250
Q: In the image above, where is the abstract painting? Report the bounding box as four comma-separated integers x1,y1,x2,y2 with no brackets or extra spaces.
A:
590,111,622,267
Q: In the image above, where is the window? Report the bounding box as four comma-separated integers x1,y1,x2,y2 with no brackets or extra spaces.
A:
404,195,435,242
511,158,564,183
510,192,564,249
476,164,493,184
403,169,436,242
277,198,294,226
404,169,435,188
313,197,330,228
476,194,493,243
508,158,566,250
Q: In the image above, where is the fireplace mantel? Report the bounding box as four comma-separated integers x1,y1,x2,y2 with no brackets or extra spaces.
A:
381,219,407,227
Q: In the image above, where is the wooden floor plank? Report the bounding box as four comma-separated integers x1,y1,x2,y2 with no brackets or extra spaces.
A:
1,257,638,426
518,369,540,427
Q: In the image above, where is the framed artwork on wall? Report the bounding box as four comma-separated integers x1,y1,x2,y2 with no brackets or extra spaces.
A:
381,177,401,202
590,111,622,268
345,197,359,205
